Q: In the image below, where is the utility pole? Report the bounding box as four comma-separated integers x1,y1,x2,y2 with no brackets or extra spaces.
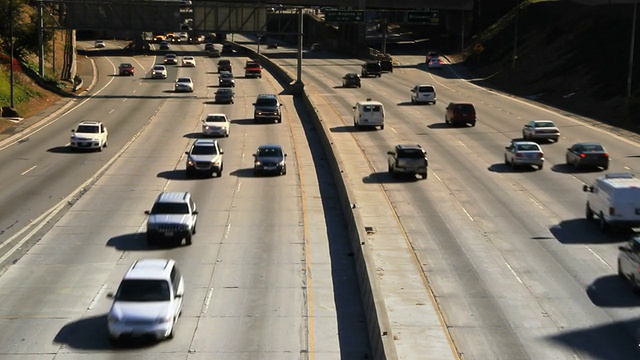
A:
627,0,637,112
10,0,15,108
513,1,519,68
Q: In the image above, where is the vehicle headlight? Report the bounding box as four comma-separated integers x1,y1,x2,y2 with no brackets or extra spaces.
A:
187,159,195,166
147,222,158,230
203,125,210,130
256,111,263,115
108,312,122,323
278,160,285,166
254,161,262,166
212,160,221,166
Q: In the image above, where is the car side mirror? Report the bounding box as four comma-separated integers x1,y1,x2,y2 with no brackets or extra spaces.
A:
387,151,394,155
619,246,629,251
192,210,198,215
220,150,224,154
284,154,288,157
71,129,75,132
505,146,510,150
106,292,114,298
185,151,189,155
144,210,150,215
252,103,256,106
582,185,592,192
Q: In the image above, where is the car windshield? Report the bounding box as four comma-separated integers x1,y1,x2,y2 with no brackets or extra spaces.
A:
153,66,165,71
217,89,231,94
184,57,194,60
398,149,424,158
206,116,226,122
191,145,217,155
151,202,190,214
362,105,381,112
177,78,191,83
76,125,99,133
256,98,277,107
535,121,555,127
454,104,474,112
516,144,540,151
418,86,434,92
120,64,131,68
345,74,357,79
581,144,604,152
221,74,233,79
257,147,282,157
115,279,171,302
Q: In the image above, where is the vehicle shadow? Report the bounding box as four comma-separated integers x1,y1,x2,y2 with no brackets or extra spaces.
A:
550,219,630,244
157,170,189,180
54,314,158,350
490,162,540,173
330,125,357,133
426,122,450,129
362,171,421,184
105,233,149,251
230,118,258,125
182,132,202,139
396,101,422,106
586,275,640,308
229,168,255,178
551,163,604,174
47,146,75,153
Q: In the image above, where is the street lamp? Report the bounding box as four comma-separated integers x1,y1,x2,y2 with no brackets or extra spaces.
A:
10,0,15,108
627,0,637,111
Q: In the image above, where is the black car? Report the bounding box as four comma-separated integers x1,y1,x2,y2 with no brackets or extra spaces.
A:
361,61,382,78
253,144,287,176
218,71,235,87
217,59,232,73
222,42,233,54
342,73,361,88
380,59,393,73
566,142,609,170
214,88,235,104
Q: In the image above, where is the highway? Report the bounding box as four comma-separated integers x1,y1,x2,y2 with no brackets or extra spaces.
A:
2,36,640,359
250,39,640,359
0,41,371,358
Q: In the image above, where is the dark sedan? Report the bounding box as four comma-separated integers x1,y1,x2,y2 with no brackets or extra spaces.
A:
342,73,361,88
565,142,609,170
253,144,287,176
214,88,235,104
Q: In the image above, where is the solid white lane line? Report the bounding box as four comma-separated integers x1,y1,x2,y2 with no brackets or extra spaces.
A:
21,165,36,176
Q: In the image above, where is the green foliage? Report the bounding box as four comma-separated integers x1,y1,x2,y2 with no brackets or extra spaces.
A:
0,0,55,57
0,63,41,105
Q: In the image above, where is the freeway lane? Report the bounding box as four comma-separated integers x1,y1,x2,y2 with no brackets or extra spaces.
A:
0,42,371,358
261,43,640,358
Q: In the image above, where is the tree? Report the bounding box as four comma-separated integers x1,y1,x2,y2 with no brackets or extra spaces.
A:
0,0,54,59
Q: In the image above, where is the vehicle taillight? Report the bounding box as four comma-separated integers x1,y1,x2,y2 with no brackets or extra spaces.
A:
603,153,609,158
516,153,524,157
580,153,586,158
537,153,543,158
609,207,615,216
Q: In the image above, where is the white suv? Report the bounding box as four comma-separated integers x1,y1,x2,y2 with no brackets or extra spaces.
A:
107,259,184,343
70,121,108,151
145,192,198,246
410,84,436,105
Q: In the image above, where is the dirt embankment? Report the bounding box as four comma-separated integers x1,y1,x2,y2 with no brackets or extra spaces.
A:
465,1,639,129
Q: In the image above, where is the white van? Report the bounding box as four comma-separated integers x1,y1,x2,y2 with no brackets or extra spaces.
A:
353,98,384,130
583,173,640,231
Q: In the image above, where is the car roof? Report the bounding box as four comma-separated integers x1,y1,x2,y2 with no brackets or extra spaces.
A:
396,144,423,151
345,73,359,76
156,192,191,204
573,141,603,147
77,120,102,126
257,93,277,98
123,259,175,281
176,77,192,81
217,88,233,92
165,53,177,57
193,138,217,146
205,113,227,118
258,144,283,150
511,141,541,147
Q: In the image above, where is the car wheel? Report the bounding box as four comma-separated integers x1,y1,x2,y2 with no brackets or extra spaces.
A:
510,159,516,168
504,155,509,165
380,125,384,130
217,170,223,177
522,130,527,139
388,163,393,173
421,172,427,179
538,163,543,170
618,260,625,278
603,163,609,170
471,122,476,127
411,97,415,104
281,166,287,175
553,137,559,142
585,203,594,220
167,321,175,339
599,212,609,232
185,233,192,246
432,100,437,105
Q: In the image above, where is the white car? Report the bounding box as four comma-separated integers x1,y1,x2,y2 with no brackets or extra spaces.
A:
410,84,437,105
70,121,108,151
94,40,105,48
504,141,544,170
174,77,194,92
428,58,443,69
151,65,167,79
202,113,230,137
182,56,196,67
522,120,560,142
107,259,184,343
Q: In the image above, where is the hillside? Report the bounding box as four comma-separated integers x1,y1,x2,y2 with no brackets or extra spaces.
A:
465,1,639,128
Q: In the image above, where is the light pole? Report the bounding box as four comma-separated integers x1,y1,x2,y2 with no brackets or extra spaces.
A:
10,0,15,108
513,1,519,68
627,0,637,111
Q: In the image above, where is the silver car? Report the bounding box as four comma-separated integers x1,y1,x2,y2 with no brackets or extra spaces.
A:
522,120,560,142
174,77,194,92
151,65,168,79
410,84,436,105
504,141,544,170
202,113,230,137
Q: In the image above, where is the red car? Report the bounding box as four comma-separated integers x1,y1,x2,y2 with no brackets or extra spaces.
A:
118,63,135,76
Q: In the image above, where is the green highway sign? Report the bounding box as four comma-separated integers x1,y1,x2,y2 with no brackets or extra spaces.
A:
324,10,365,22
406,11,439,24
